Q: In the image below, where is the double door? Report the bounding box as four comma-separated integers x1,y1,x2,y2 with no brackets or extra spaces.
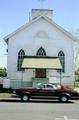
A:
35,69,46,78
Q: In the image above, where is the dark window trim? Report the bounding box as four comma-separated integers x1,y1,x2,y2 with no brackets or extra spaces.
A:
58,50,65,73
17,49,25,71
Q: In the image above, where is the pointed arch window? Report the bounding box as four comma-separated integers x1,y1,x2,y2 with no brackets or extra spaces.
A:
36,47,46,56
58,50,65,72
17,49,25,71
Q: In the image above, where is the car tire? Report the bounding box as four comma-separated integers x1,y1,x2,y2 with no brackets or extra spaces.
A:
21,94,29,102
59,95,69,102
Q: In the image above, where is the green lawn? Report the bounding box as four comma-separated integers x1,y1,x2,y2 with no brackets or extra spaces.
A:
0,93,12,98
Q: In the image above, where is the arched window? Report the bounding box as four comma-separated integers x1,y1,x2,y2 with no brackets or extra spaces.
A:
17,49,25,71
58,50,65,72
36,47,46,56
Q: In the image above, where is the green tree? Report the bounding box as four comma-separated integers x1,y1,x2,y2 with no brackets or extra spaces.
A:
75,69,79,75
0,68,7,77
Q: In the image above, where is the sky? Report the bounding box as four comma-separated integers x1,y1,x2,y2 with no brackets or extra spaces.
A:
0,0,79,68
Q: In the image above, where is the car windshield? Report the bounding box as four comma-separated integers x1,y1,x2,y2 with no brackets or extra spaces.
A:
50,83,62,89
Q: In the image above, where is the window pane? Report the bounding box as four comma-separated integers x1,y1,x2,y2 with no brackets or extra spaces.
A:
36,47,46,56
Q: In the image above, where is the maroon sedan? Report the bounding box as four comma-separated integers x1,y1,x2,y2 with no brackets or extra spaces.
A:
15,83,79,102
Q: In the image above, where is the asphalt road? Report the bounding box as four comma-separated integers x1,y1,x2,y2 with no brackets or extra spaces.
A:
0,99,79,120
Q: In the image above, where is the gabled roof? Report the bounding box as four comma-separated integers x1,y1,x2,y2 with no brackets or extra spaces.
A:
4,15,77,43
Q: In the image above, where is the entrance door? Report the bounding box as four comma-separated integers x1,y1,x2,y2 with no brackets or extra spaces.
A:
35,69,46,78
36,47,46,78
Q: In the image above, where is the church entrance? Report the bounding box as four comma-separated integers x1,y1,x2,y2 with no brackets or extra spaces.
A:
35,69,46,78
35,47,47,78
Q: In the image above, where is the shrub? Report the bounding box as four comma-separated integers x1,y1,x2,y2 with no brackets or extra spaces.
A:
0,88,13,93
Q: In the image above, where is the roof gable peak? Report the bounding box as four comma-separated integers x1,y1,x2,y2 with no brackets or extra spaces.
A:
4,15,77,43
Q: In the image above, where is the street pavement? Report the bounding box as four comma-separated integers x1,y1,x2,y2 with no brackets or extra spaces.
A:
0,99,79,120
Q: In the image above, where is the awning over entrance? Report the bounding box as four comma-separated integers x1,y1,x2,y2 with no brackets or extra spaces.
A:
22,57,62,69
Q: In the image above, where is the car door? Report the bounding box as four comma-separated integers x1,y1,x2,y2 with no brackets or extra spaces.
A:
31,84,46,97
35,84,57,98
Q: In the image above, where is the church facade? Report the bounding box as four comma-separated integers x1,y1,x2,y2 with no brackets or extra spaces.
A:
4,9,76,88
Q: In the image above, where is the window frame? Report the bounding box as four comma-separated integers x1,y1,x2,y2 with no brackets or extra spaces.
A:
58,50,65,73
17,49,25,71
36,47,46,56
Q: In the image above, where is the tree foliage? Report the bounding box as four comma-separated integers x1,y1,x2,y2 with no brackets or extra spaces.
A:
75,69,79,75
0,68,7,77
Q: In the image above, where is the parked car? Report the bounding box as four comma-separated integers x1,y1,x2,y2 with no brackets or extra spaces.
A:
14,83,79,102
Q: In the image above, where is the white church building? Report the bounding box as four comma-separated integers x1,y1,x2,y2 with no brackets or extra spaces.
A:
4,9,77,89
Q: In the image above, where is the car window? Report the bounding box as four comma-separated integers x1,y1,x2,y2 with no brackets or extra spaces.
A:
37,83,45,88
52,85,58,90
36,83,58,89
40,84,45,88
46,84,57,90
47,84,53,88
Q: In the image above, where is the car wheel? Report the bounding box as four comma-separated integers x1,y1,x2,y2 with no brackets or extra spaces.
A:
59,95,69,102
21,94,29,102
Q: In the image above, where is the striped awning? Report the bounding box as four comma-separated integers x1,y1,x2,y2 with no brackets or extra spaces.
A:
22,57,62,69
